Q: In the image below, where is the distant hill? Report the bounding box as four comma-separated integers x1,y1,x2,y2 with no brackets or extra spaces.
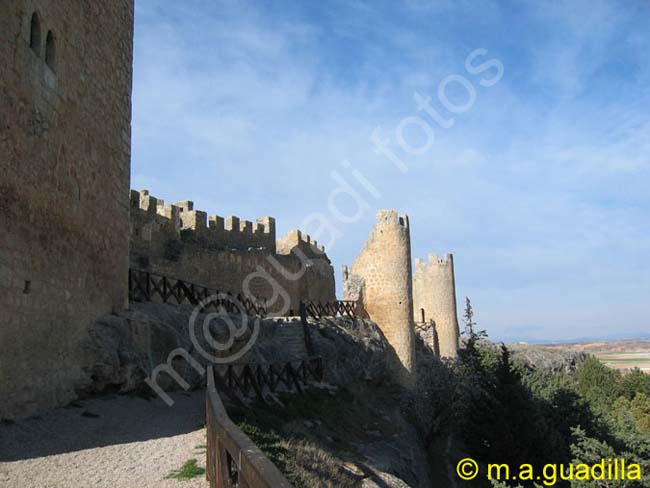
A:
533,339,650,354
506,339,650,373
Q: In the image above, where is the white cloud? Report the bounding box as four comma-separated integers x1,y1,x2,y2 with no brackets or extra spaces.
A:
131,0,650,341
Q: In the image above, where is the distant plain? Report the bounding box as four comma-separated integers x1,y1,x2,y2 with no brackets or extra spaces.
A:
549,340,650,372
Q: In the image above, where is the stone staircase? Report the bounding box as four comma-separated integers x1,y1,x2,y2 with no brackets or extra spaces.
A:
274,322,308,359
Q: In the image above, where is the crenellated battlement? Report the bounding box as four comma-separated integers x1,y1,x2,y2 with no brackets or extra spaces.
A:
429,252,452,265
413,250,459,358
276,229,327,257
130,189,276,252
375,209,410,229
128,188,335,316
415,252,454,271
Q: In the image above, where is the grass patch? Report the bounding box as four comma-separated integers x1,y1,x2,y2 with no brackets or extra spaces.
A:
229,384,399,451
225,383,402,487
233,419,359,488
238,421,289,469
166,459,206,481
280,439,359,488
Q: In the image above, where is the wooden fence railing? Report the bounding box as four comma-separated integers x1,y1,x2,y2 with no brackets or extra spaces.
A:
212,357,323,400
414,321,435,333
128,268,267,317
207,366,293,488
300,300,357,319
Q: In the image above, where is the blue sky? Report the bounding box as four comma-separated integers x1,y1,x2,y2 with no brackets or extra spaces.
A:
131,0,650,343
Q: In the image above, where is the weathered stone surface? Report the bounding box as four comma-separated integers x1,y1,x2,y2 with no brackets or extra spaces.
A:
343,210,416,386
0,1,134,419
78,302,391,398
307,316,392,386
129,189,336,315
413,253,460,359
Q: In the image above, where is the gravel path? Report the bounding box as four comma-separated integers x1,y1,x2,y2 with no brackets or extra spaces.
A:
0,391,209,488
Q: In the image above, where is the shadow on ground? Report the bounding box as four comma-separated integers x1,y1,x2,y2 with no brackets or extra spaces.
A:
0,389,204,462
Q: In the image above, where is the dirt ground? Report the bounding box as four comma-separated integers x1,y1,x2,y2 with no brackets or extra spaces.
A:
0,390,209,488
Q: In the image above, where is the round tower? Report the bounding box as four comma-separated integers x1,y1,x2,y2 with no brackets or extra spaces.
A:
413,253,460,359
343,210,415,385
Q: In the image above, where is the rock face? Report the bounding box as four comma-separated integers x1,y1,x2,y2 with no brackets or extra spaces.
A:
79,302,394,398
507,342,589,372
75,302,431,487
306,316,394,386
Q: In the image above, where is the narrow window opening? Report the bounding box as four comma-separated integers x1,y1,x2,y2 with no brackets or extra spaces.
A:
23,281,32,294
45,31,56,71
30,13,41,56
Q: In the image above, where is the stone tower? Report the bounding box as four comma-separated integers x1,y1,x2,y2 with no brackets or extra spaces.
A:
413,253,460,358
0,1,134,418
343,210,416,385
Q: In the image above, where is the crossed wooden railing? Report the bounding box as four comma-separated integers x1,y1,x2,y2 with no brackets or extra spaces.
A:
207,366,293,488
212,357,323,400
128,268,267,317
129,269,360,323
300,300,357,319
414,321,435,333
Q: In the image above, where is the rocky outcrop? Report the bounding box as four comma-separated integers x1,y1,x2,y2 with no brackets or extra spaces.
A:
306,316,393,386
79,302,394,397
507,343,589,372
78,302,430,487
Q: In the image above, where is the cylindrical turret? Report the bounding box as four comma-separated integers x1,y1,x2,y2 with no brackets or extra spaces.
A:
343,210,416,385
413,253,460,358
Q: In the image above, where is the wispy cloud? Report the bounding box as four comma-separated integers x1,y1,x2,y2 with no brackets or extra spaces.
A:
132,0,650,342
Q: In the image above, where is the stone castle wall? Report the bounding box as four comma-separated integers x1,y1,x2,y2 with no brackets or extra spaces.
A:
0,1,134,418
130,190,335,315
0,1,464,420
413,253,460,358
343,210,416,385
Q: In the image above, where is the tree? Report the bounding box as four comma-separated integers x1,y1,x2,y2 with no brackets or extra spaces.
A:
569,427,624,488
463,297,477,337
630,393,650,434
575,357,622,409
621,368,650,400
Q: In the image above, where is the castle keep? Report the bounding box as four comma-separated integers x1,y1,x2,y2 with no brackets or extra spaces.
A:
0,1,134,418
413,253,460,358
